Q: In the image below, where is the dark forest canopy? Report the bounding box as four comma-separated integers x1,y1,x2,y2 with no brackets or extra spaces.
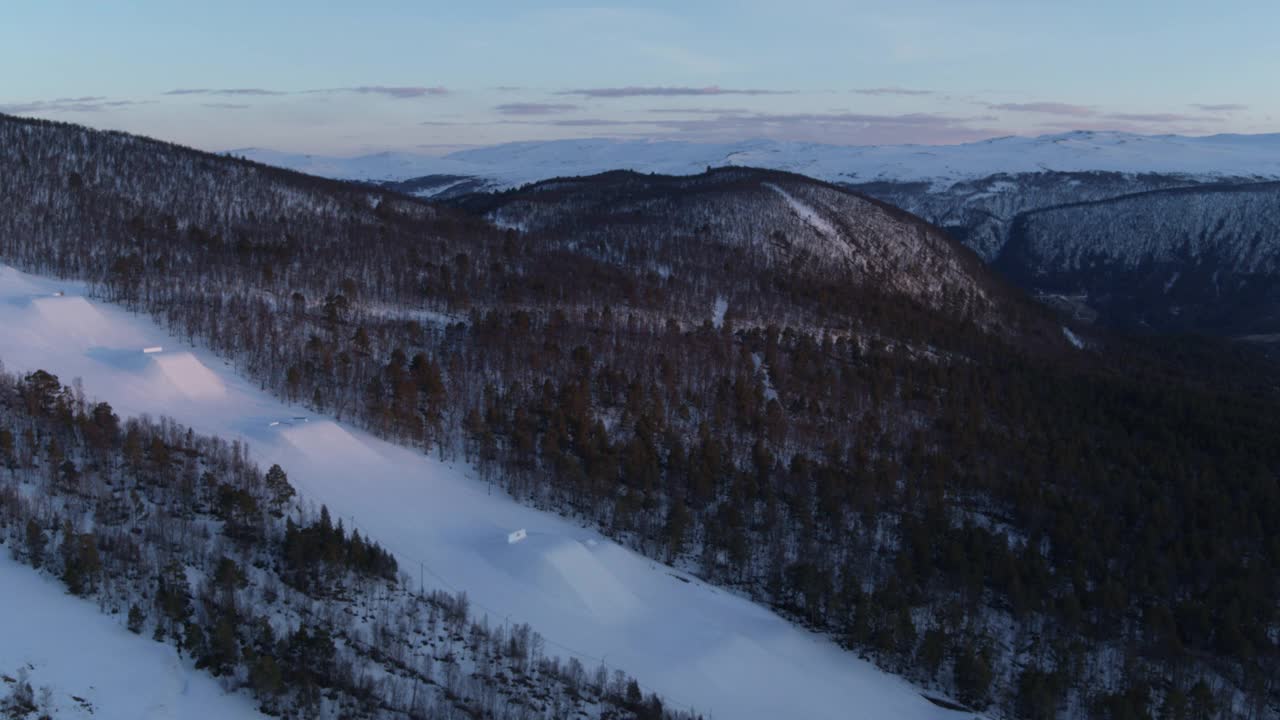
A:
1,112,1278,719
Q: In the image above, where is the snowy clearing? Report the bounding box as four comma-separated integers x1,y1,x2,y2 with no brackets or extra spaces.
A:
0,552,266,720
0,264,971,720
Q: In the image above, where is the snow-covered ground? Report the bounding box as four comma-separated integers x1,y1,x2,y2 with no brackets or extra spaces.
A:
233,131,1280,190
0,264,970,720
0,552,267,720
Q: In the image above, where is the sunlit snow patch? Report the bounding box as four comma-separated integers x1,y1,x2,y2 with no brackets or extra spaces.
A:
150,351,227,400
276,420,383,474
30,295,114,345
487,534,642,623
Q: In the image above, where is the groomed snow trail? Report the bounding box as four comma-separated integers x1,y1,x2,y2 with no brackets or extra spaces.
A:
764,182,840,238
0,265,970,720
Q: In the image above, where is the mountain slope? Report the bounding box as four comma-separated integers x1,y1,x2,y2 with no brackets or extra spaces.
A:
236,133,1280,336
0,259,967,720
457,168,1026,332
996,182,1280,334
852,173,1280,335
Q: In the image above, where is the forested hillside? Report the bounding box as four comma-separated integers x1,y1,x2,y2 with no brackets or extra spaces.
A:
850,172,1280,336
0,367,691,720
1,113,1278,718
1000,183,1280,335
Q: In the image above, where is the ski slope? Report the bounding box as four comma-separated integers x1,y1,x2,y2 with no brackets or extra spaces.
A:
0,553,267,720
0,264,971,720
234,131,1280,190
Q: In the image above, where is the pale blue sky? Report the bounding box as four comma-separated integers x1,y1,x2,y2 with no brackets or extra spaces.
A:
2,1,1276,154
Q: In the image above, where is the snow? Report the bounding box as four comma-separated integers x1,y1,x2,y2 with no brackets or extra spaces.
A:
764,182,840,238
235,131,1280,189
1062,326,1086,349
150,351,228,400
711,297,728,329
0,553,266,720
30,296,113,345
0,265,971,720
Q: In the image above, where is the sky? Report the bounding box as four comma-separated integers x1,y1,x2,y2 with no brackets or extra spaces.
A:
2,0,1277,155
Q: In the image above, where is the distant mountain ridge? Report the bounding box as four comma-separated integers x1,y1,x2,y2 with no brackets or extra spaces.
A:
232,131,1280,192
233,133,1280,337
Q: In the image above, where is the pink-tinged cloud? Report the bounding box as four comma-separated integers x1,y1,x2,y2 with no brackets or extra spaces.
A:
1107,112,1218,123
989,102,1096,116
494,102,579,115
559,86,792,98
854,87,934,96
1191,103,1248,112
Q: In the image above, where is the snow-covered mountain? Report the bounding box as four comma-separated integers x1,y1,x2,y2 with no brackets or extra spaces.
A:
233,131,1280,192
462,167,1015,330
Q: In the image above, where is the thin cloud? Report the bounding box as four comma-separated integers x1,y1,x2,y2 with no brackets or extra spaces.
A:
558,86,792,98
0,96,146,113
1191,103,1247,112
548,118,642,127
648,107,752,115
164,86,447,99
201,102,250,110
854,87,934,96
989,102,1096,116
342,86,448,99
1106,112,1215,123
164,88,287,96
494,102,579,115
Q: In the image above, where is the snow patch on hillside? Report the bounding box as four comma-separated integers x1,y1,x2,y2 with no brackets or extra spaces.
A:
712,297,728,328
764,182,840,238
1062,326,1086,349
0,553,265,720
